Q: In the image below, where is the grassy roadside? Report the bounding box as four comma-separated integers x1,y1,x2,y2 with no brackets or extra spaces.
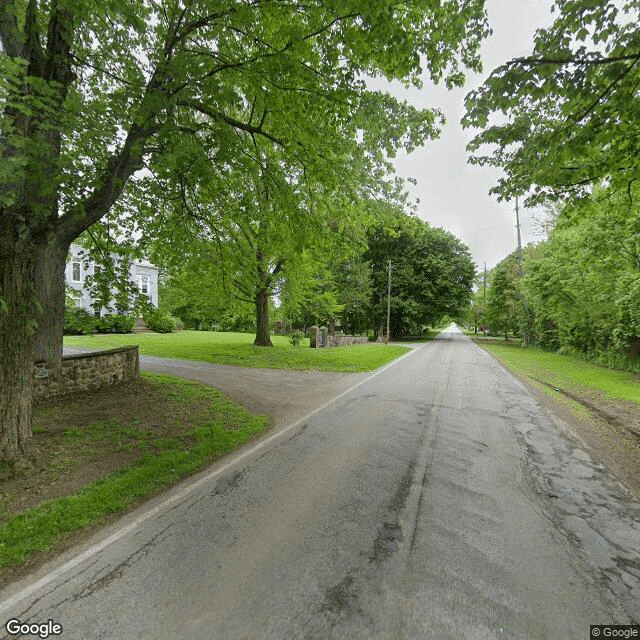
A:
0,373,269,581
472,338,640,405
64,331,410,372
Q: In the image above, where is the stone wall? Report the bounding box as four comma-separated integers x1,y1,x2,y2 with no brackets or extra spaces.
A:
33,346,139,399
309,326,369,348
327,335,369,348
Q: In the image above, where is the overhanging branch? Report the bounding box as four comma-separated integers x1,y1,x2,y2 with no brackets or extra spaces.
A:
507,51,640,68
177,98,285,146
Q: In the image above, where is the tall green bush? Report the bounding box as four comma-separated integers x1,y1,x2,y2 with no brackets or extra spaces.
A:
64,307,96,335
144,310,177,333
520,187,640,371
97,314,136,334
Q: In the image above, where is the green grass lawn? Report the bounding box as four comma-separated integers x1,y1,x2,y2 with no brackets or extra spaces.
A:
64,331,410,372
475,339,640,405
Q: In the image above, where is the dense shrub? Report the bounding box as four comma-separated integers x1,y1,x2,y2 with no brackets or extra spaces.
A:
144,310,177,333
64,307,96,335
288,330,305,346
97,314,136,334
216,311,255,332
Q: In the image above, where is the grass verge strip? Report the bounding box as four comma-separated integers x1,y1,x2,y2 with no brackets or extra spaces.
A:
474,339,640,405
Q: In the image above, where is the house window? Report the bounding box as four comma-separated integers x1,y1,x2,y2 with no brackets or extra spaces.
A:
72,262,81,282
139,274,149,295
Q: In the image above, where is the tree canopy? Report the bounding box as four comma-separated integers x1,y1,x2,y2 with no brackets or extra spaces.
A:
156,201,475,341
482,252,523,340
365,208,475,337
463,0,640,205
525,187,640,365
474,186,640,371
0,0,490,463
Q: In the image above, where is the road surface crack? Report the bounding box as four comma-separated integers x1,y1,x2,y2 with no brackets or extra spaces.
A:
54,523,175,607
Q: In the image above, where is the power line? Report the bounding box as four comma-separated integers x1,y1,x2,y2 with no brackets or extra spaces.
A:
460,222,512,237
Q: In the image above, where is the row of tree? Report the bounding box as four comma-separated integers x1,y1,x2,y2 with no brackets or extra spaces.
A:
470,186,640,371
463,0,640,371
156,203,475,342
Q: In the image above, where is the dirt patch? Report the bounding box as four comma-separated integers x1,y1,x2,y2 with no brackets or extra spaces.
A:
531,377,640,440
0,378,213,522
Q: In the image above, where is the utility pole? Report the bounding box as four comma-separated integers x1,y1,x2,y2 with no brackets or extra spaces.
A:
515,196,530,347
483,261,487,301
386,259,391,344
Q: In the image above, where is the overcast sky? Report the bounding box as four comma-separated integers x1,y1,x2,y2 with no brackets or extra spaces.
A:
372,0,555,271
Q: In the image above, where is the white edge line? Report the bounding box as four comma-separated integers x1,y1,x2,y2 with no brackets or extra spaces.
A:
0,341,429,613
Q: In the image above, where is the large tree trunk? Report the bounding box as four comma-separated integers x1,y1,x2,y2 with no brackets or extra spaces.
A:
254,287,273,347
253,248,273,347
0,237,69,465
0,247,38,464
32,241,68,366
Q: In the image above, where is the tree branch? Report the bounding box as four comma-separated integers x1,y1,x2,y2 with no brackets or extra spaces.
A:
177,98,285,146
168,9,356,97
272,258,285,278
58,119,157,244
70,52,141,87
302,12,359,41
567,58,640,126
507,51,640,68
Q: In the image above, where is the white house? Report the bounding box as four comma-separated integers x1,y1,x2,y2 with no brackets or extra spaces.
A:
66,244,159,315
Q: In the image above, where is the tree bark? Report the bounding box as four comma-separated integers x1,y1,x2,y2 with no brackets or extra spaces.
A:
253,248,273,347
0,232,70,464
32,241,68,366
0,244,40,465
254,287,273,346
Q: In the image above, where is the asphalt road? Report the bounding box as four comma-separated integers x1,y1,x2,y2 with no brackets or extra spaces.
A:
3,327,639,639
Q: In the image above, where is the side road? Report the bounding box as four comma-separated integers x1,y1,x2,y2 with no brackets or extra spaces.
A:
62,348,386,427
